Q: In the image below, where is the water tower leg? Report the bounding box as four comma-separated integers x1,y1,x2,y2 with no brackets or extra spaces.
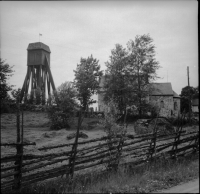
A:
30,66,34,100
42,66,46,104
47,74,51,104
36,67,39,89
38,65,42,89
43,68,47,104
33,67,36,91
24,66,31,102
45,58,56,91
32,66,36,97
20,72,28,102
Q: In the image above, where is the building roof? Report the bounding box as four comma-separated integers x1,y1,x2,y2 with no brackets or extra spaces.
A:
99,76,180,97
173,91,181,98
27,42,51,53
149,83,174,96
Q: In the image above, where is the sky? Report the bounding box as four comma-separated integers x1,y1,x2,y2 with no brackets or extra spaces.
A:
0,1,198,109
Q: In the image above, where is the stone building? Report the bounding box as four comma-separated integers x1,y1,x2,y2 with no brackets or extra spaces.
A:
148,83,181,117
98,76,181,117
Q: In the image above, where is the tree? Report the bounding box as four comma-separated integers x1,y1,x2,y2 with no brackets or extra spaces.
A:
104,44,131,114
47,81,79,130
74,55,103,111
11,88,21,104
103,34,160,117
126,34,160,117
0,59,14,113
180,86,199,113
56,81,78,114
0,58,14,100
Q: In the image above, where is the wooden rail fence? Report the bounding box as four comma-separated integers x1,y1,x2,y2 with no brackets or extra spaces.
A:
1,110,199,193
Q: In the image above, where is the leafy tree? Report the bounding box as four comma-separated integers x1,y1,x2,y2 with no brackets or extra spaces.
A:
127,34,160,117
0,59,14,113
180,86,199,113
0,58,14,100
74,55,103,111
47,81,79,130
11,88,21,103
103,34,160,117
104,44,131,114
56,81,78,113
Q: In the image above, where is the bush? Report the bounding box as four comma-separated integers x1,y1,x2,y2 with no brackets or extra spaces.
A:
100,99,126,171
121,114,152,123
134,118,175,135
47,105,74,130
134,119,151,134
1,98,17,114
167,116,196,126
46,81,79,130
1,101,12,113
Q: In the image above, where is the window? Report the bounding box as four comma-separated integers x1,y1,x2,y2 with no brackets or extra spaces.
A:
160,100,164,108
174,102,177,110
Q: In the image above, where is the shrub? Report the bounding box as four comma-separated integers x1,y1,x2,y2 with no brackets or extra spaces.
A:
100,99,127,171
134,119,151,134
46,82,79,130
167,116,194,126
134,118,175,135
47,105,74,130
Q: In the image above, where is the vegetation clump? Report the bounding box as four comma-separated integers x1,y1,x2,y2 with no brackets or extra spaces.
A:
10,153,199,194
100,99,127,171
47,81,78,130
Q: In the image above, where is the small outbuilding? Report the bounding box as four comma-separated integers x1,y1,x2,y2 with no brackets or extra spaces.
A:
149,83,181,117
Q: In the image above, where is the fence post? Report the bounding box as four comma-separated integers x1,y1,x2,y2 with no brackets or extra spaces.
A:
147,116,158,162
171,113,184,159
68,109,84,192
13,103,23,192
193,131,199,153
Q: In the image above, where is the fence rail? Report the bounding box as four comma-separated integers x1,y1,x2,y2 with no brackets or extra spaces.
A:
1,129,199,193
1,108,199,193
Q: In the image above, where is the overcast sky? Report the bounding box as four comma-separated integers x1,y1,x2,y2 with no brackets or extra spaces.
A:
0,1,198,109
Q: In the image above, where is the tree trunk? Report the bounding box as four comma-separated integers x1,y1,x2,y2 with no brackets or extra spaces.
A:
137,66,142,118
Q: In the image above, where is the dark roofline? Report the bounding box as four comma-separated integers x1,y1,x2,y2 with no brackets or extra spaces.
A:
173,91,181,98
150,94,173,96
27,42,51,53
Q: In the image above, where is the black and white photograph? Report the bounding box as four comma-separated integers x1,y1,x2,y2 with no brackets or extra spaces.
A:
0,1,199,193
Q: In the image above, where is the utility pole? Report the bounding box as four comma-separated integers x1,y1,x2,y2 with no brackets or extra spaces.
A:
187,66,190,86
187,66,191,123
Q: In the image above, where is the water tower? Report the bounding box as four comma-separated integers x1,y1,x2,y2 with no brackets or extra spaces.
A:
20,42,56,104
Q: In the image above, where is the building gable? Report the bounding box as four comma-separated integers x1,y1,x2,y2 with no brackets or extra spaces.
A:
149,83,174,96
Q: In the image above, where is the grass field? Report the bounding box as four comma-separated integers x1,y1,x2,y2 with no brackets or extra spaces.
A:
1,111,198,157
1,111,137,156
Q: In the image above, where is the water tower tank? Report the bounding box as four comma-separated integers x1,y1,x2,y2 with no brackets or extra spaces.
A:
27,42,51,66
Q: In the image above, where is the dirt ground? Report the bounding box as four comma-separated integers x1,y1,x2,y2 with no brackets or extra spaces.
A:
1,111,136,157
156,178,199,193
